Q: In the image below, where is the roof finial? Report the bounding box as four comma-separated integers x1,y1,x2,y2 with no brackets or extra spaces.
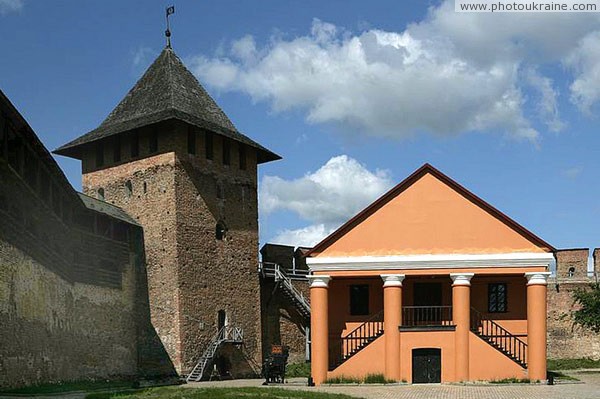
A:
165,5,175,48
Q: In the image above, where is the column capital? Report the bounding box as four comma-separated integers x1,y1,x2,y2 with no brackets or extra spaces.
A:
450,273,475,286
381,274,405,287
308,275,331,288
524,272,551,286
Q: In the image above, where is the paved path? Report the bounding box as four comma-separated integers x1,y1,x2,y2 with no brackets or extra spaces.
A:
189,371,600,399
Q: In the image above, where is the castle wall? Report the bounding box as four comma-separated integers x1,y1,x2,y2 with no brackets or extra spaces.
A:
0,162,140,388
547,248,600,360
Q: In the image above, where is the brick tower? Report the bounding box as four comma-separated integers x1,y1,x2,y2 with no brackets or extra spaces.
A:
54,46,280,377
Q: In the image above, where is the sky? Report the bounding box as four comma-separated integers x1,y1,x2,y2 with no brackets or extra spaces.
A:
1,0,600,253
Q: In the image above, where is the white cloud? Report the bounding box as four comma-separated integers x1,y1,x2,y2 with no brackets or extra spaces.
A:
261,155,393,247
189,3,600,142
132,47,155,69
0,0,23,14
270,224,334,247
566,31,600,113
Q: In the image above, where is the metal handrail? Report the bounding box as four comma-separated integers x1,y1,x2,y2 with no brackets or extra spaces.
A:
470,307,527,367
402,306,453,327
274,264,310,314
329,310,384,370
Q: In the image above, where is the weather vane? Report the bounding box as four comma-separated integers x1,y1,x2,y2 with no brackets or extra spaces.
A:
165,5,175,48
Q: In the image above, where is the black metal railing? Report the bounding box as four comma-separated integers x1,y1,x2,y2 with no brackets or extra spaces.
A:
329,310,384,370
470,307,527,367
402,306,453,327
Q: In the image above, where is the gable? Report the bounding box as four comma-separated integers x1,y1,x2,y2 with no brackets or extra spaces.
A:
313,167,552,257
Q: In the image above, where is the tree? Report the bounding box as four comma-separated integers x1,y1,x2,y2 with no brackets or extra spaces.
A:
572,283,600,333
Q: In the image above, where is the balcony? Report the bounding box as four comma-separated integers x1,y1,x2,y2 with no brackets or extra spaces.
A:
400,306,455,331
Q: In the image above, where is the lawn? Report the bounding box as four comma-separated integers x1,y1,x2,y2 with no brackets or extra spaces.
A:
547,358,600,370
0,380,137,395
86,387,356,399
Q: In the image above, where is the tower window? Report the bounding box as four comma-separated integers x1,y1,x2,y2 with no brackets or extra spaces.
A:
205,131,213,160
97,188,105,201
222,139,230,166
187,127,196,155
143,181,147,194
113,135,121,162
216,221,227,240
488,283,507,313
568,267,575,277
130,131,139,158
238,145,246,170
125,180,133,198
149,129,158,153
95,142,104,167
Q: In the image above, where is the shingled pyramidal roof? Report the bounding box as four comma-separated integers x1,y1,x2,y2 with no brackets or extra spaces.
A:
54,47,280,163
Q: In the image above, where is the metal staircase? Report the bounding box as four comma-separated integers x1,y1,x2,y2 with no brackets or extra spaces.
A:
273,264,311,319
186,325,244,382
329,310,384,371
470,308,527,368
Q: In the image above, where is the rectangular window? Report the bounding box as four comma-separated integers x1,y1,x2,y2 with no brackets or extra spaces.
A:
238,145,246,170
222,138,231,166
149,129,158,153
130,131,139,158
205,131,213,160
350,284,369,316
488,283,507,313
187,127,196,155
113,135,121,162
95,142,104,167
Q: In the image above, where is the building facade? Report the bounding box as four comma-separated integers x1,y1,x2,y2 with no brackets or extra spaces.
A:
305,164,555,384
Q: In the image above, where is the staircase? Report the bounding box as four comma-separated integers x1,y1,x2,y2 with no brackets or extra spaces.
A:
329,310,384,371
470,308,527,368
186,325,244,382
273,264,311,320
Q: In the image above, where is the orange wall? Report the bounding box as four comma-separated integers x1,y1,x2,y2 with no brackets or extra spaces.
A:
328,277,384,339
328,335,385,379
400,330,456,383
317,173,547,257
469,333,526,380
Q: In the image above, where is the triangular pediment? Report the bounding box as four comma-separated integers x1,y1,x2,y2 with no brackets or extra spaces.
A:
310,165,553,257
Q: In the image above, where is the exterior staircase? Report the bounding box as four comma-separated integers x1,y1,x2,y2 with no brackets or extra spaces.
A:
260,262,311,322
186,325,244,382
470,308,527,368
329,310,384,371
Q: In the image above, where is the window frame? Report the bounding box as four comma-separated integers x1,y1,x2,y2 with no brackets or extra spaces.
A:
488,282,508,313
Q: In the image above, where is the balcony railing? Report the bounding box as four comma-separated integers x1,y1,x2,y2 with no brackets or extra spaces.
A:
402,306,453,327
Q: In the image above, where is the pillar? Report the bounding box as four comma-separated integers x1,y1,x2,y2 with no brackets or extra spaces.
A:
450,272,474,382
525,272,551,381
381,274,405,381
308,275,331,386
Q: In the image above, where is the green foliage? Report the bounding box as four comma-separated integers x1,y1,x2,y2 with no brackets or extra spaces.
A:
325,374,395,384
548,358,600,370
572,283,600,333
285,362,311,378
86,387,355,399
489,378,531,384
0,379,137,395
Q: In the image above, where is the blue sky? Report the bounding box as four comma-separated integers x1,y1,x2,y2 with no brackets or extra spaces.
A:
1,0,599,252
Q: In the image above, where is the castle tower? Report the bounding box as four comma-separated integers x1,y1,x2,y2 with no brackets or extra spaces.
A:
54,46,280,376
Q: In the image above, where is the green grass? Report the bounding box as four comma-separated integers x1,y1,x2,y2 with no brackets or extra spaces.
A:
489,378,531,384
86,387,356,399
0,379,138,395
325,373,396,384
547,358,600,370
285,362,311,378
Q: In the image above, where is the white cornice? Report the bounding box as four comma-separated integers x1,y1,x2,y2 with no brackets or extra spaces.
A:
525,272,552,286
306,252,554,272
450,273,475,286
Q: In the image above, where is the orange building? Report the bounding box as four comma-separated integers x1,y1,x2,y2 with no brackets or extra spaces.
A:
305,164,554,384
